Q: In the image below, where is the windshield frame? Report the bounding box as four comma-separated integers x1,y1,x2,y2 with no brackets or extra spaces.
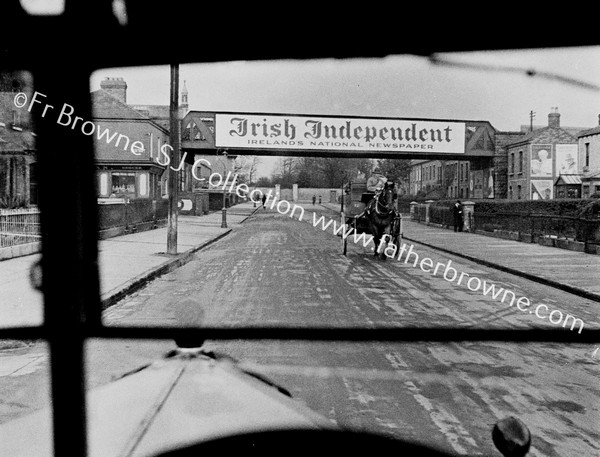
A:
3,2,600,456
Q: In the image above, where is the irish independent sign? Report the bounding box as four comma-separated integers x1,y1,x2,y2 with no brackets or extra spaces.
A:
215,113,466,155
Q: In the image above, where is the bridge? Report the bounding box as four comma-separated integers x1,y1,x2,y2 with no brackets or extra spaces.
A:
180,111,497,163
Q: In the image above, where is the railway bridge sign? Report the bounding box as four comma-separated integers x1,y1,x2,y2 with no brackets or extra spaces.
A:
181,111,497,160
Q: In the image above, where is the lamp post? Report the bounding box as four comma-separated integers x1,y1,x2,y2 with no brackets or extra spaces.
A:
221,150,228,228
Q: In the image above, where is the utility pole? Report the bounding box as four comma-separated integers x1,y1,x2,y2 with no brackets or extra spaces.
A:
167,64,181,254
221,150,228,228
529,110,536,132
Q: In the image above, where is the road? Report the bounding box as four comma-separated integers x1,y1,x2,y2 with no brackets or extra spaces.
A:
2,204,599,456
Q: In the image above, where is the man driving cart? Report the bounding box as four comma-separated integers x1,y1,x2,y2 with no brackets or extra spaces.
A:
362,168,388,204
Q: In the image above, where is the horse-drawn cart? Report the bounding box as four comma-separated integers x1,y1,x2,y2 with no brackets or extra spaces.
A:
341,179,402,257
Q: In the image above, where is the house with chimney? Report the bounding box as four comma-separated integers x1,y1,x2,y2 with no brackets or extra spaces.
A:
506,109,580,200
92,77,208,200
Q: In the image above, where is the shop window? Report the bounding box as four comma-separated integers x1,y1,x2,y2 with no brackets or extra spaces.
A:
111,172,136,197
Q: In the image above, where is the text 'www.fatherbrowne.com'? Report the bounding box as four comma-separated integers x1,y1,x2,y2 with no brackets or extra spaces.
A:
306,209,585,334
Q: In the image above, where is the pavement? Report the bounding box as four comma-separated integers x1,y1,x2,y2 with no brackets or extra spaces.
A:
322,202,600,302
0,201,261,328
2,198,600,330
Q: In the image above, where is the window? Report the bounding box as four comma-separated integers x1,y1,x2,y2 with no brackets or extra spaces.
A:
518,150,523,173
585,142,590,167
139,173,148,197
517,184,522,199
510,152,515,173
111,172,136,197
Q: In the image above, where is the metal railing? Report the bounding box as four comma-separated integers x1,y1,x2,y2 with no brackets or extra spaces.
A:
0,207,41,248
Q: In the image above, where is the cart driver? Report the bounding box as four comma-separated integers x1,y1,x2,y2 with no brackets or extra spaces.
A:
362,168,388,204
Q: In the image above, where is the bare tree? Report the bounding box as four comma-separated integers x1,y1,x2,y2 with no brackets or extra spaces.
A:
274,157,299,187
246,156,262,185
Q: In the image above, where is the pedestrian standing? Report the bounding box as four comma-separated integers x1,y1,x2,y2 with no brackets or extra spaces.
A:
312,195,316,205
318,195,322,204
452,200,463,232
262,194,267,209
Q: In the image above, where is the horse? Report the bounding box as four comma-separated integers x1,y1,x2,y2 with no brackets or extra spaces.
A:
364,181,397,259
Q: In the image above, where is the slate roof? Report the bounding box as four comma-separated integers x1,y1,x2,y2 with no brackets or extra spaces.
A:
554,174,582,185
91,90,151,121
520,124,587,138
578,125,600,138
506,125,577,147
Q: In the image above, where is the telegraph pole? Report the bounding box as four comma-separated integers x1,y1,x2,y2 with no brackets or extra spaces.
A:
221,150,228,228
529,110,536,132
167,64,180,254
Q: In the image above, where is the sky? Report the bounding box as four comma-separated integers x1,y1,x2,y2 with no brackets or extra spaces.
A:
90,46,600,178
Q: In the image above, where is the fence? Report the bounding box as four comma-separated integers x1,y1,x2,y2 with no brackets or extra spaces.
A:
98,199,169,232
428,205,454,227
410,201,600,251
0,207,41,248
473,211,600,244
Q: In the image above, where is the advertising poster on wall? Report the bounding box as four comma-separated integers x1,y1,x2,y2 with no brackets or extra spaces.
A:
531,180,553,200
555,144,578,175
530,145,553,177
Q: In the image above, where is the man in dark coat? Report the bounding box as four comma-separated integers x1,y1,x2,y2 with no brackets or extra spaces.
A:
452,200,463,232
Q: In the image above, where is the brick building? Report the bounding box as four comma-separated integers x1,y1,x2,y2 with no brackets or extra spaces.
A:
408,120,501,199
577,117,600,198
92,78,208,200
506,110,579,200
92,86,172,199
0,92,37,207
